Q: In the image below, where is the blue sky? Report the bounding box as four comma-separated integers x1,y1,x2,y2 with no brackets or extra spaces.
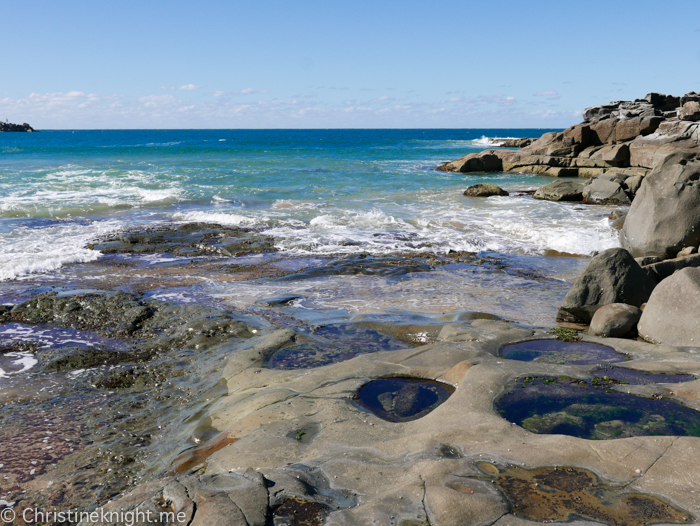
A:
2,0,698,129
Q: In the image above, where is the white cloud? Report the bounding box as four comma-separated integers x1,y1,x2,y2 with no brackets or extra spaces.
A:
234,88,268,95
159,84,202,91
0,89,582,129
534,90,561,100
178,84,201,91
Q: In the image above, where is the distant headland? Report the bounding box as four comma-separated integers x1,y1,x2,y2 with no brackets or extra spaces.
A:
0,121,37,132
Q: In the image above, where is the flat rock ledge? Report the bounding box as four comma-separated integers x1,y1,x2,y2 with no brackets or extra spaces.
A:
87,318,700,525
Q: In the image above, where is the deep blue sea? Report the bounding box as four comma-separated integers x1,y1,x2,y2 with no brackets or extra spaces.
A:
0,129,621,284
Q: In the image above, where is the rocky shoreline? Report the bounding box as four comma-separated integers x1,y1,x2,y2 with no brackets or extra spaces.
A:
446,92,700,347
2,95,700,525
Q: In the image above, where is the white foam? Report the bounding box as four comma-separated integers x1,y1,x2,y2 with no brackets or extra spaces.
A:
0,352,38,378
172,211,262,226
0,220,121,281
471,136,519,147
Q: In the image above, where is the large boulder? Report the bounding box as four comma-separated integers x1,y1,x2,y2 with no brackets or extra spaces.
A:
621,152,700,258
637,267,700,346
437,151,503,172
533,180,584,202
557,248,657,324
680,101,700,122
589,303,642,338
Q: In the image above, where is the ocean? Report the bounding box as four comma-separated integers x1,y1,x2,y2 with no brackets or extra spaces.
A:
0,129,623,326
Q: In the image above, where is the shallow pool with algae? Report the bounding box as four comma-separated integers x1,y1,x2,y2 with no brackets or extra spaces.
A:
497,372,700,439
475,462,692,526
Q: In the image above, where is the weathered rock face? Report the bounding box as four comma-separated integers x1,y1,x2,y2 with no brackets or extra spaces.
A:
588,303,642,338
463,183,508,197
533,180,584,202
582,177,631,205
0,121,35,132
621,152,700,258
680,101,700,122
557,248,657,324
638,267,700,346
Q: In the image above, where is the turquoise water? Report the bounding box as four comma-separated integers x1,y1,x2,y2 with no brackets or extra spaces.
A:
0,129,622,282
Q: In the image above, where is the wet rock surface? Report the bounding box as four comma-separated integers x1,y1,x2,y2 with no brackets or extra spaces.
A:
87,222,277,257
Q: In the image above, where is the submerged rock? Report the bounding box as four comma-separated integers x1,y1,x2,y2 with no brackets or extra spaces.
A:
557,248,656,324
88,222,277,257
533,180,584,202
463,183,508,197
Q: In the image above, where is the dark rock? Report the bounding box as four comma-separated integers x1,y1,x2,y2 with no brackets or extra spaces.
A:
88,222,277,257
0,121,36,132
642,253,700,282
557,248,656,324
582,178,631,205
4,291,254,344
37,346,148,372
436,151,503,172
635,255,660,266
533,180,584,202
638,267,700,346
625,175,644,196
621,152,700,258
680,101,700,122
588,303,642,337
645,93,681,111
681,92,700,105
463,183,508,197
